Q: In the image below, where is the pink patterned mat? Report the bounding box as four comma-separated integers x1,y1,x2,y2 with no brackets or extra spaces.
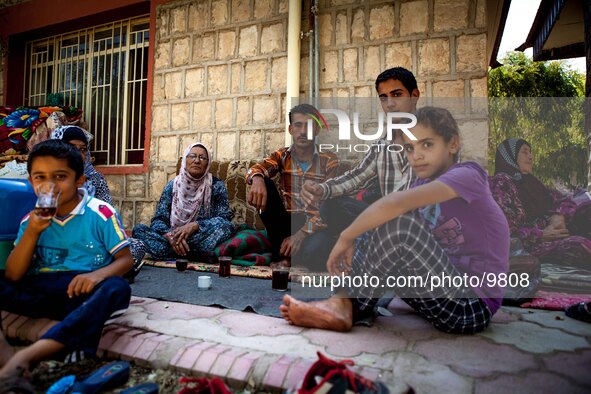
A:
520,290,591,311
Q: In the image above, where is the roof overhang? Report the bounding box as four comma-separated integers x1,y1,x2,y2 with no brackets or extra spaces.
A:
488,0,512,68
516,0,584,61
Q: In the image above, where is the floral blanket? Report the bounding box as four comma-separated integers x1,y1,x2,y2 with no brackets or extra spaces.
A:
213,224,271,266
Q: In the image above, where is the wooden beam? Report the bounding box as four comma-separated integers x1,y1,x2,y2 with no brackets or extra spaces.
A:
533,42,585,61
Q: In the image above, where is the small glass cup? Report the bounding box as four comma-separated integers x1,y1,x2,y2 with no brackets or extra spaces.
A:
35,182,60,218
218,256,232,277
198,275,212,290
272,266,290,291
176,258,188,272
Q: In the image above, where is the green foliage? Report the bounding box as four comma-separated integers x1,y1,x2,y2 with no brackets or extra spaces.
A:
488,52,587,190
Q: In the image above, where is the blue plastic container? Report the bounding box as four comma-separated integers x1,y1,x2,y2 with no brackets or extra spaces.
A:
0,178,36,268
0,178,36,240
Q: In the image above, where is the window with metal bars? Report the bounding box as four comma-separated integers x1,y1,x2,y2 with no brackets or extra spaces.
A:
23,15,149,166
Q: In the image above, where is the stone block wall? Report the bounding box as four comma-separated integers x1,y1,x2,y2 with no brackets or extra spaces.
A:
152,0,289,163
106,0,489,228
312,0,488,162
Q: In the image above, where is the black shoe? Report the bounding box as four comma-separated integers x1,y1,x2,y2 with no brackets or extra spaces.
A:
565,302,591,323
124,260,145,284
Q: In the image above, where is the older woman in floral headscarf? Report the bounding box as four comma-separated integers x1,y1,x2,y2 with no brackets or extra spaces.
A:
489,138,591,266
131,143,235,260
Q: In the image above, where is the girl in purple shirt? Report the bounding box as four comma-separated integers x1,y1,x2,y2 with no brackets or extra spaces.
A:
281,107,510,334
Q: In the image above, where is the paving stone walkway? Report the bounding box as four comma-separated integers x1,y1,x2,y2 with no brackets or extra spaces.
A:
3,296,591,393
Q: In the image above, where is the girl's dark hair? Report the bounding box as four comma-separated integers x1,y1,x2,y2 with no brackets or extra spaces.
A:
414,106,460,143
375,67,418,93
27,139,84,179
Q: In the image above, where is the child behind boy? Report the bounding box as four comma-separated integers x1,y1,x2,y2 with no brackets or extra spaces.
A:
0,139,132,380
281,107,510,334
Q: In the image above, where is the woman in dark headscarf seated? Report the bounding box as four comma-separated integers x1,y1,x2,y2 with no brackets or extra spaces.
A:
132,143,235,260
51,125,113,205
489,138,591,266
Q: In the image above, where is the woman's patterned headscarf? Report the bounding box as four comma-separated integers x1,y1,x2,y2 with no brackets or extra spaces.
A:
495,138,553,222
170,143,213,229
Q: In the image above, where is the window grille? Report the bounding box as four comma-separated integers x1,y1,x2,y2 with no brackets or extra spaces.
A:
24,15,149,166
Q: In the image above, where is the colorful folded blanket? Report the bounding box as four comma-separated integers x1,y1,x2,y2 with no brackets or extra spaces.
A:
213,224,271,266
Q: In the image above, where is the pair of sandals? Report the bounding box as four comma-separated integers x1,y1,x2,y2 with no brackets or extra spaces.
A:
565,301,591,324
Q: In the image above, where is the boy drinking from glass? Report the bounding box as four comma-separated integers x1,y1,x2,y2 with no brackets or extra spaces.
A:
0,139,132,382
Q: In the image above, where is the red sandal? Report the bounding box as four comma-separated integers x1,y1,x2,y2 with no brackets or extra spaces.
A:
298,352,390,394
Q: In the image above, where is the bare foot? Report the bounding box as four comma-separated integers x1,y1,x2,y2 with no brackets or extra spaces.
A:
0,334,15,368
280,295,353,331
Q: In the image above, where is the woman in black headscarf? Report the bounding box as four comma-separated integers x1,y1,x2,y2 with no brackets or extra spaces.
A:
51,125,113,205
489,138,590,266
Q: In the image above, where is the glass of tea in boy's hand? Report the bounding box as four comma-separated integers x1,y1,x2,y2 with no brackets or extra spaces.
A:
35,182,60,218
